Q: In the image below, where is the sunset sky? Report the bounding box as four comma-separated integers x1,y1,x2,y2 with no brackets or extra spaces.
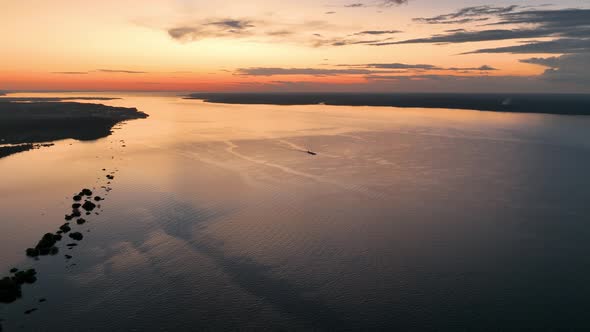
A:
1,0,589,92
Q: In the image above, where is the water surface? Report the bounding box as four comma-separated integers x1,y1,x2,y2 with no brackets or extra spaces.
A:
1,92,590,330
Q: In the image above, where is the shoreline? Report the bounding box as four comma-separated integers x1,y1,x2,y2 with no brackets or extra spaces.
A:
186,92,590,116
0,99,148,159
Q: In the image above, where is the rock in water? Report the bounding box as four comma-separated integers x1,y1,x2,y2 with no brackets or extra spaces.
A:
80,189,93,196
36,233,58,255
0,277,21,303
69,232,83,241
82,201,96,211
73,195,82,202
59,223,71,233
13,269,37,284
76,218,86,225
26,248,39,257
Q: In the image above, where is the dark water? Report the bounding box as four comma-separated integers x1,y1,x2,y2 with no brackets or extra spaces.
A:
1,93,590,330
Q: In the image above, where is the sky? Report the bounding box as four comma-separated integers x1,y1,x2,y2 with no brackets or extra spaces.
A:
1,0,589,93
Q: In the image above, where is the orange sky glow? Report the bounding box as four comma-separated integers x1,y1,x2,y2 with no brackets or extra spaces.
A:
1,0,589,92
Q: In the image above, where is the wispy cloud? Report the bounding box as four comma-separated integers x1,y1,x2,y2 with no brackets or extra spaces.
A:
345,0,408,8
351,30,402,36
344,63,497,71
52,71,89,75
167,16,397,47
235,67,374,76
97,69,147,74
413,5,519,24
169,18,258,41
235,62,497,78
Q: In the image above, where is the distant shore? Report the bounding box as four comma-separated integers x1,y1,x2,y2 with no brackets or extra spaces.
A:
187,93,590,116
0,99,148,159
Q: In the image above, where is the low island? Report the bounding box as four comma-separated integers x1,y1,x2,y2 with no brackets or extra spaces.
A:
0,98,148,159
186,92,590,116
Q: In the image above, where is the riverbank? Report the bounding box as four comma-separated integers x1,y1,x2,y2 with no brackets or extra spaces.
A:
187,92,590,115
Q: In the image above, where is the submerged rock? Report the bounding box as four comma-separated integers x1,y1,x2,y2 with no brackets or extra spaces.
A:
24,308,37,315
69,232,83,241
12,269,37,284
76,218,86,225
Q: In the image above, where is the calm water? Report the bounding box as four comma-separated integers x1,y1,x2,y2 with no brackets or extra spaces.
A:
1,92,590,330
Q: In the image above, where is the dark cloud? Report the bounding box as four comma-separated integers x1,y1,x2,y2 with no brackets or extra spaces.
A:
374,6,590,67
352,30,402,36
414,5,518,24
492,9,590,28
329,38,394,46
519,54,590,85
535,54,590,84
447,65,498,71
373,29,551,46
348,63,497,71
464,38,590,54
520,57,561,67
